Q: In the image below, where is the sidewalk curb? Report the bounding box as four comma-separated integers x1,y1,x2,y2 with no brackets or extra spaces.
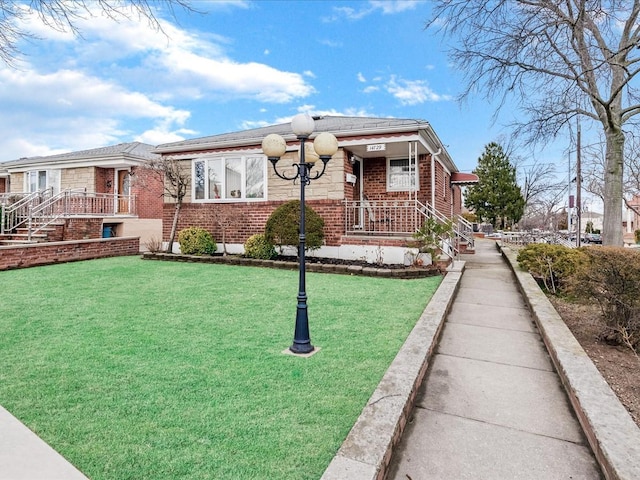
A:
500,243,640,480
320,263,464,480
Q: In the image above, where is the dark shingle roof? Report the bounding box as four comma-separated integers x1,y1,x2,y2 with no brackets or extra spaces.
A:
0,142,158,168
156,116,432,152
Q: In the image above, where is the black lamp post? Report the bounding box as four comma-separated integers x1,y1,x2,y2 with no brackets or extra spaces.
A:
261,114,339,354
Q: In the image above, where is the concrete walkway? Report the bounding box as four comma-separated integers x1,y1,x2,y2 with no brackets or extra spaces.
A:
388,239,602,479
0,405,88,479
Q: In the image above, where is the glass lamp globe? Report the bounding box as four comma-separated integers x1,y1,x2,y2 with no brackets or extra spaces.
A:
313,132,339,157
303,142,319,164
291,114,315,137
262,134,287,158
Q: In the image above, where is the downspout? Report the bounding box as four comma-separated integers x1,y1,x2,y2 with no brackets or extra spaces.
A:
428,147,442,209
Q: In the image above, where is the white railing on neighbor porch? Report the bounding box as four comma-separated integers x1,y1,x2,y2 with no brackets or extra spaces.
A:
1,188,136,239
1,189,53,234
46,189,137,217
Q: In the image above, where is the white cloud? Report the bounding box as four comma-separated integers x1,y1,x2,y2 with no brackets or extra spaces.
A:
320,39,343,47
369,1,422,14
135,127,198,146
363,85,380,93
386,76,451,105
357,72,367,82
0,65,190,160
16,3,315,104
327,0,420,21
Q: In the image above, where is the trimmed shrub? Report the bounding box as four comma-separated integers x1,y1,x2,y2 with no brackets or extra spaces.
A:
177,227,217,255
572,247,640,349
244,233,277,260
265,200,324,253
516,243,585,294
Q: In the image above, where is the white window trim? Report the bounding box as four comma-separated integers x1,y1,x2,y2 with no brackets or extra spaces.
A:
192,155,268,202
386,157,419,192
24,169,61,194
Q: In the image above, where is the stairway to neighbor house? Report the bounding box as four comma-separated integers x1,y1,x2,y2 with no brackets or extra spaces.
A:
0,221,65,246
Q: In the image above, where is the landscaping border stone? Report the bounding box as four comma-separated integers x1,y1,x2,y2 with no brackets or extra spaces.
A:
320,261,465,480
141,252,441,279
500,243,640,480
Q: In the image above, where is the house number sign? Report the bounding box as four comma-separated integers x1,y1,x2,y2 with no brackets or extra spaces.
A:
367,144,386,152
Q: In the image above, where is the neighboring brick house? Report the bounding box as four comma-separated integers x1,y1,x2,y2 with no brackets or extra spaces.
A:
155,116,477,264
0,142,164,248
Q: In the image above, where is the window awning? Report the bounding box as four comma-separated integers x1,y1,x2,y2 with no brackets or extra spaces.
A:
451,172,479,185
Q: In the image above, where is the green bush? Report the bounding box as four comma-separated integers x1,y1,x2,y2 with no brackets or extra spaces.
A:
244,234,277,260
516,243,585,294
572,247,640,349
265,200,324,253
177,227,217,255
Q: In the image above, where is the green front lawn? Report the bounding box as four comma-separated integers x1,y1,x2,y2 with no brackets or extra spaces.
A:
0,257,441,479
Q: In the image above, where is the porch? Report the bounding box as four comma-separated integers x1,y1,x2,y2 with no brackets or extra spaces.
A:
342,199,475,262
1,189,137,242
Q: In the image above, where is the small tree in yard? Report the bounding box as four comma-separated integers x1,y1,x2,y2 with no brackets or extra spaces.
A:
145,157,190,253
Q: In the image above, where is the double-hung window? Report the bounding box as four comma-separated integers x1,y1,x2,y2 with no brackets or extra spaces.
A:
193,156,266,201
25,169,60,194
387,158,418,191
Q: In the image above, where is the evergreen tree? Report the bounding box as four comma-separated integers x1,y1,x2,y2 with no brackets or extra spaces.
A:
465,143,525,229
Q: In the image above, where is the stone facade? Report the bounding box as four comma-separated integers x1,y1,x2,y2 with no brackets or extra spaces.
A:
62,167,96,190
9,172,23,193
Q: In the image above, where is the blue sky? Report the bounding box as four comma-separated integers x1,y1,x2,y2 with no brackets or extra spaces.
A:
0,0,569,174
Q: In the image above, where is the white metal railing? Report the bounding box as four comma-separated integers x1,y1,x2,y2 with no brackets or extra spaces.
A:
344,198,418,235
344,199,470,261
1,188,136,240
26,189,137,239
455,214,475,251
1,189,53,235
500,231,576,248
415,200,458,260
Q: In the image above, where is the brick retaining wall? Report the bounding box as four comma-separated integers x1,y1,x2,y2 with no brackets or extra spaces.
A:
0,237,140,271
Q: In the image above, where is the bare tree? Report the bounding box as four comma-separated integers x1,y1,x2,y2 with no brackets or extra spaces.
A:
582,131,640,217
0,0,193,66
145,157,189,253
516,158,566,230
518,159,565,208
428,1,640,246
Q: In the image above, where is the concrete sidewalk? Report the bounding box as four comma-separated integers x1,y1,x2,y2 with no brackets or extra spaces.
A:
388,239,601,479
0,405,88,480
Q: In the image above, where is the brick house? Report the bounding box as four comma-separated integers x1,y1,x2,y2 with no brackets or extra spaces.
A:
155,116,477,264
0,142,164,248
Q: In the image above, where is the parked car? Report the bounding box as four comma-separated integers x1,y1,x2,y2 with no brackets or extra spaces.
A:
584,233,602,244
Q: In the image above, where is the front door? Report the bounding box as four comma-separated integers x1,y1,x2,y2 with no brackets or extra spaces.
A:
117,170,130,214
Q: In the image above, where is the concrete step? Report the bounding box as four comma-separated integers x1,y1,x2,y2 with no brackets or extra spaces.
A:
0,239,40,245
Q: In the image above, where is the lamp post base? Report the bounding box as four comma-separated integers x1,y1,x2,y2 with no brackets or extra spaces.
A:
282,346,320,358
289,342,314,355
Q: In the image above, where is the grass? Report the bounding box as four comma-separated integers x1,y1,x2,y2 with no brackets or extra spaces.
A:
0,257,441,479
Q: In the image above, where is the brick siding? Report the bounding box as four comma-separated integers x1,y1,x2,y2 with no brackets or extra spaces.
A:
63,218,103,240
131,166,164,219
164,199,345,247
0,237,140,271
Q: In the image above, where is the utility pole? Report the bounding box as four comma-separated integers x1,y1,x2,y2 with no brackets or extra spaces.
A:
576,120,582,247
